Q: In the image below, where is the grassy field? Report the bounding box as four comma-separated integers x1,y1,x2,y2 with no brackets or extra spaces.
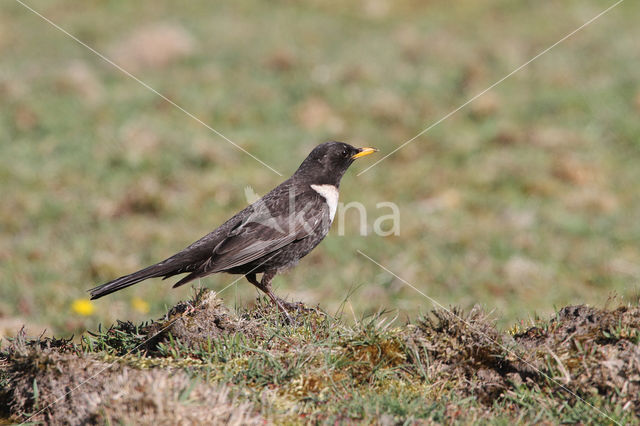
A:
3,0,640,335
1,0,640,420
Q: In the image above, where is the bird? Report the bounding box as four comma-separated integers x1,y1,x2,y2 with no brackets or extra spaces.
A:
88,141,377,320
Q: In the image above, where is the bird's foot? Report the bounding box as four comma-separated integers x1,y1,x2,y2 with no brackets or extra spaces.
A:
268,297,314,325
276,298,314,313
272,298,294,324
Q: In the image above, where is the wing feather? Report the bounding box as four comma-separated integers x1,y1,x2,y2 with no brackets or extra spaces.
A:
208,192,325,272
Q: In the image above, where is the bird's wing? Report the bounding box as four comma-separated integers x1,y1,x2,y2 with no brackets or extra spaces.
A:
206,189,327,272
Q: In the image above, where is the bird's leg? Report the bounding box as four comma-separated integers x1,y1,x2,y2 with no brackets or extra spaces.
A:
245,271,293,323
245,273,261,288
260,271,294,323
246,274,306,312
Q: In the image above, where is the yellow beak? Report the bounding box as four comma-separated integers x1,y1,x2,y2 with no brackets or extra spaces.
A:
351,147,379,159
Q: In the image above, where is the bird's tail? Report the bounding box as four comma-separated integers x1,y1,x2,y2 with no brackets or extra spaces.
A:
88,263,173,299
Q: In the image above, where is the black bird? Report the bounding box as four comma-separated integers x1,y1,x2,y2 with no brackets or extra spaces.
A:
89,142,377,318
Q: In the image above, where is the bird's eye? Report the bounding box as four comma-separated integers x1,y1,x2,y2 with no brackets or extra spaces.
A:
342,149,349,157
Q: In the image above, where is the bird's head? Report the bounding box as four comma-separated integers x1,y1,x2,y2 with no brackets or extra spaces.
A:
294,141,378,186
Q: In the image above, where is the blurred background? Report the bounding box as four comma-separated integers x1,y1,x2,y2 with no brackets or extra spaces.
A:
1,0,639,337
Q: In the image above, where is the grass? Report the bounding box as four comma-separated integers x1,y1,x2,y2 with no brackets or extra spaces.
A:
1,289,639,423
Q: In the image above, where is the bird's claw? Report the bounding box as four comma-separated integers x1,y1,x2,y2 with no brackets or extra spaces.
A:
273,297,319,325
276,298,314,313
272,298,294,324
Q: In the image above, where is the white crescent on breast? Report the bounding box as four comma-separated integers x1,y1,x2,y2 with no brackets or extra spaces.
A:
310,184,339,223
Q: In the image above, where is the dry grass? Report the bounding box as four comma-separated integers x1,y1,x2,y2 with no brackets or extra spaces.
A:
5,349,261,425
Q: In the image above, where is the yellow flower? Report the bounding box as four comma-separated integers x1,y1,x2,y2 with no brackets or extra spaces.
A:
71,299,95,316
131,297,150,314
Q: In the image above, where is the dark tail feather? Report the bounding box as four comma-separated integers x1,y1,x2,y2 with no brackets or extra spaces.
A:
89,263,173,299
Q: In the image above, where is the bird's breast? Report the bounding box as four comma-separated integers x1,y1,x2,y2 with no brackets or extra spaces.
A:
310,184,339,222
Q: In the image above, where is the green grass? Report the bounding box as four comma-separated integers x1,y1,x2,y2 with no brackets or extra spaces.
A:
2,0,640,347
2,290,639,423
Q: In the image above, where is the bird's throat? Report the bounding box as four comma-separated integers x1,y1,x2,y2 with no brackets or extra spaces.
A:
310,184,339,222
